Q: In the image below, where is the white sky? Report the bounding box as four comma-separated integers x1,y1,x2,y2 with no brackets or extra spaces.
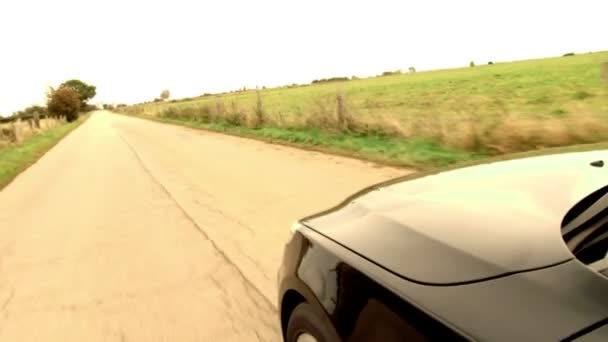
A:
0,0,606,115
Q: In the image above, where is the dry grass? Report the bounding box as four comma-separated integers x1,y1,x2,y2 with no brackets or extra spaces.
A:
0,118,64,147
122,99,608,157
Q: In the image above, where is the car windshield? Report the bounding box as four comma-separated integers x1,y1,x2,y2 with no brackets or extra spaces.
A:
562,185,608,276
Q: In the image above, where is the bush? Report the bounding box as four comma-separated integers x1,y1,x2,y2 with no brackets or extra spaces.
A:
225,112,247,126
47,86,81,122
180,106,197,120
408,67,416,73
563,52,575,57
469,61,475,67
348,120,400,137
225,102,247,126
161,107,180,119
173,106,212,123
488,61,494,65
303,96,336,130
573,90,593,100
196,105,213,123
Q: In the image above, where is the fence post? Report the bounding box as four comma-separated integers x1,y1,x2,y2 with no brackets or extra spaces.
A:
11,119,20,143
34,111,41,129
254,87,265,128
336,88,347,131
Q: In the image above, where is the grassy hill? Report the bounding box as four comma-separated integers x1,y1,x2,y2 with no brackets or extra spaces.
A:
120,51,608,169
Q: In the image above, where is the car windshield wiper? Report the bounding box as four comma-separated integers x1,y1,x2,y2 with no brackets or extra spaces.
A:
574,228,608,264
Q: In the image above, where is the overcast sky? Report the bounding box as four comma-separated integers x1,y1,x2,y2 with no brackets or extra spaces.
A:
0,0,606,115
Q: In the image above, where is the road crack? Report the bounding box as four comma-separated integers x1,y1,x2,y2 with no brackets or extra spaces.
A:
115,131,277,312
2,288,14,314
199,204,256,236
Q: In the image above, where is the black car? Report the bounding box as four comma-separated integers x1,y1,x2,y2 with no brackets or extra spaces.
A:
278,151,608,342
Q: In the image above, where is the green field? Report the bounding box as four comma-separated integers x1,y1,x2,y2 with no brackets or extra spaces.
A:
121,52,608,168
0,115,88,190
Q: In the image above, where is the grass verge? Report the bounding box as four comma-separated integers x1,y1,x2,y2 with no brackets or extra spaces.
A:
0,115,89,190
122,113,608,171
121,113,491,169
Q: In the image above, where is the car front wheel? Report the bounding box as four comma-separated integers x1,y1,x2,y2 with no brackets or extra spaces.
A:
286,303,341,342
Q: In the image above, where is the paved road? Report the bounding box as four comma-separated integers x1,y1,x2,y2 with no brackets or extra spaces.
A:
0,112,408,341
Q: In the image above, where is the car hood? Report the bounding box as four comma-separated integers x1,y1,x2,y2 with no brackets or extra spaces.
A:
303,150,608,285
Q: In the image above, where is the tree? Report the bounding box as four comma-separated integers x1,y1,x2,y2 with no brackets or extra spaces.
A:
60,79,96,108
160,89,170,100
47,86,81,122
408,66,416,73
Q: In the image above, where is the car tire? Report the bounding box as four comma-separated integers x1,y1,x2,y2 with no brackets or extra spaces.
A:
286,303,341,342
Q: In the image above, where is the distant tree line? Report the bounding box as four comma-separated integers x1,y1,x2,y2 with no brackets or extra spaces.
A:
381,69,403,76
311,77,350,84
0,105,49,123
102,103,127,110
138,67,423,105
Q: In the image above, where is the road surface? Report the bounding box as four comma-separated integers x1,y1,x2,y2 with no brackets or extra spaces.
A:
0,112,409,341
